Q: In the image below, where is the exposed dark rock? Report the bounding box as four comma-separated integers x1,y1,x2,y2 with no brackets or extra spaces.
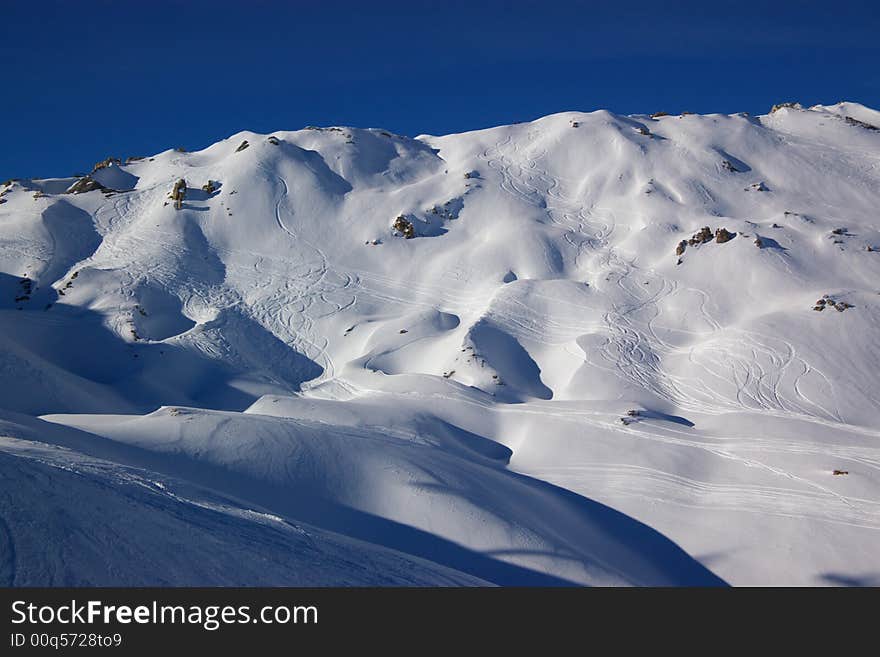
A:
235,140,250,152
721,159,740,172
66,176,111,195
650,112,669,118
770,102,801,113
170,179,187,209
843,116,878,131
817,295,853,312
715,228,735,244
267,136,280,145
392,215,415,239
201,180,217,194
688,226,713,246
675,240,687,256
92,156,120,172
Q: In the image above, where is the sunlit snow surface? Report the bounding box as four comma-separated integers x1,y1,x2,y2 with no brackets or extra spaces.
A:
2,103,879,585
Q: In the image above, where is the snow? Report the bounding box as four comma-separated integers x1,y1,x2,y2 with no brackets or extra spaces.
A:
1,102,879,585
0,428,488,586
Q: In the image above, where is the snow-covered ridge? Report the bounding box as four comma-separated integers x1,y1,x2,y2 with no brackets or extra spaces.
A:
1,102,879,585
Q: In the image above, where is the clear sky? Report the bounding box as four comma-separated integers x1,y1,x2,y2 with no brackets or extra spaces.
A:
2,0,879,180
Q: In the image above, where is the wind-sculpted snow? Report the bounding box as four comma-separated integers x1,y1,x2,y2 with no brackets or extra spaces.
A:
1,102,879,584
0,430,488,586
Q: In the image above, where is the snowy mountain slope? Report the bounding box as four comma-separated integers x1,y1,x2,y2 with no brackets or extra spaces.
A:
1,102,879,585
0,414,488,586
37,407,723,586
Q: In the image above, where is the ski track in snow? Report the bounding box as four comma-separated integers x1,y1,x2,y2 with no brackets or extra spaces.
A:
482,130,847,424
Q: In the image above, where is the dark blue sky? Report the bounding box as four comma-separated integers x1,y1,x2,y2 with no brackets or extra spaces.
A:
2,0,878,180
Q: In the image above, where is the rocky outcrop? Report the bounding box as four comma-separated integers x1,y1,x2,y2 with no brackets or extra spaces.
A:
235,140,250,152
170,179,187,209
392,215,415,239
92,157,121,173
715,228,735,244
680,226,734,255
815,295,854,313
66,176,112,195
770,102,801,113
688,226,713,246
843,116,878,131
